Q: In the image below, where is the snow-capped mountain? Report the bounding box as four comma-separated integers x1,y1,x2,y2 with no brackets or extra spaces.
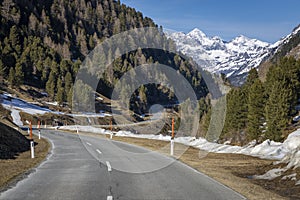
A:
272,25,300,50
166,28,273,85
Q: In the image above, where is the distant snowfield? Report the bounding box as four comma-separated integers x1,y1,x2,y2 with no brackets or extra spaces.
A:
1,93,56,114
0,94,111,124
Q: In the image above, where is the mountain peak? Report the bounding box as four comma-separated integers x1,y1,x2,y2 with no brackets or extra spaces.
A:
188,28,207,38
230,35,253,44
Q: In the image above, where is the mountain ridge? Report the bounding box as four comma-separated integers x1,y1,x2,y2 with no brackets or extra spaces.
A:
166,28,273,85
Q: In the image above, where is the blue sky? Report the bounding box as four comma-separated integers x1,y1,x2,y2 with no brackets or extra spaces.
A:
121,0,300,43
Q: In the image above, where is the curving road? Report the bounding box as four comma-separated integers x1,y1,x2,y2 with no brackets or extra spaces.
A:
0,130,245,200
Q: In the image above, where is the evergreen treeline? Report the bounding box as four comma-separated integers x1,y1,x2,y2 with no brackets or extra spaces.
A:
0,0,208,110
222,57,300,143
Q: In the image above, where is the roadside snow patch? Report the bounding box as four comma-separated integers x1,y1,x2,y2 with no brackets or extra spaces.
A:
281,173,297,181
253,168,286,180
11,109,23,126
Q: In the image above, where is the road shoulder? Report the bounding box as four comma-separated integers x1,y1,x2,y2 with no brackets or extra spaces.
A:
0,132,50,192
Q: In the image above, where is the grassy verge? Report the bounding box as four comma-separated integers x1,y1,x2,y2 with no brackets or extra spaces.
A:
0,133,50,191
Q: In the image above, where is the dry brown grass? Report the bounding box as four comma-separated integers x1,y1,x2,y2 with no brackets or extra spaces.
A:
0,133,50,190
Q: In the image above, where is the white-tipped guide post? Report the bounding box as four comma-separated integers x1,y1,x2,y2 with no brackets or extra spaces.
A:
109,118,113,139
170,139,174,156
30,141,35,159
38,130,41,140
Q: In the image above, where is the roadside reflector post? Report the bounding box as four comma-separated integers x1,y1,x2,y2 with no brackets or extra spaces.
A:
30,140,35,159
38,120,41,139
170,117,175,156
171,139,174,156
38,129,41,140
27,128,30,134
110,118,113,139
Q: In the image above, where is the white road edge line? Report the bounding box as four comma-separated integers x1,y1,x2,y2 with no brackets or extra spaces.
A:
86,142,92,146
107,195,113,200
96,149,102,154
106,161,112,172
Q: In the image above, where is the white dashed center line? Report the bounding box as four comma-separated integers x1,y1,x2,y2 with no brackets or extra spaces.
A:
96,149,102,154
107,195,113,200
106,161,112,172
86,142,92,146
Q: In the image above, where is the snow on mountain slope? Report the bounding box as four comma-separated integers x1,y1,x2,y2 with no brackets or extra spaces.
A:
272,24,300,50
166,28,273,85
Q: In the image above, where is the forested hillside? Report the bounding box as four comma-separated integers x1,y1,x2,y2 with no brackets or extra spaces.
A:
221,57,300,144
0,0,208,114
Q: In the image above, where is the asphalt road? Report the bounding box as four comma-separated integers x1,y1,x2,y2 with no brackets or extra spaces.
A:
0,130,245,200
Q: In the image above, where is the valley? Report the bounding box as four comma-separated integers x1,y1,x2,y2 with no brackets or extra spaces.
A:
1,0,300,199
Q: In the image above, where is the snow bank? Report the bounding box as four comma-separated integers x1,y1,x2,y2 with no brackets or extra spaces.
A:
57,125,108,134
251,129,300,182
57,125,300,162
253,168,286,180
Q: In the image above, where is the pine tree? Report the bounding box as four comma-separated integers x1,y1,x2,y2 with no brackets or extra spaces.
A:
244,68,259,88
15,62,24,86
56,87,65,105
64,72,73,95
265,79,291,142
45,71,56,99
8,67,15,86
9,25,19,47
247,79,265,141
67,85,73,108
223,88,247,135
0,60,4,84
56,78,65,105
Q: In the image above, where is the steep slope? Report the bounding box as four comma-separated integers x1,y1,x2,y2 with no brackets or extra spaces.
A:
167,28,273,85
258,24,300,80
0,121,29,159
0,0,208,114
271,24,300,61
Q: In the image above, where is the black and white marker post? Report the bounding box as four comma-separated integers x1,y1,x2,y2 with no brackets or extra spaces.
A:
38,120,41,140
29,121,34,159
38,129,41,140
30,140,34,159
